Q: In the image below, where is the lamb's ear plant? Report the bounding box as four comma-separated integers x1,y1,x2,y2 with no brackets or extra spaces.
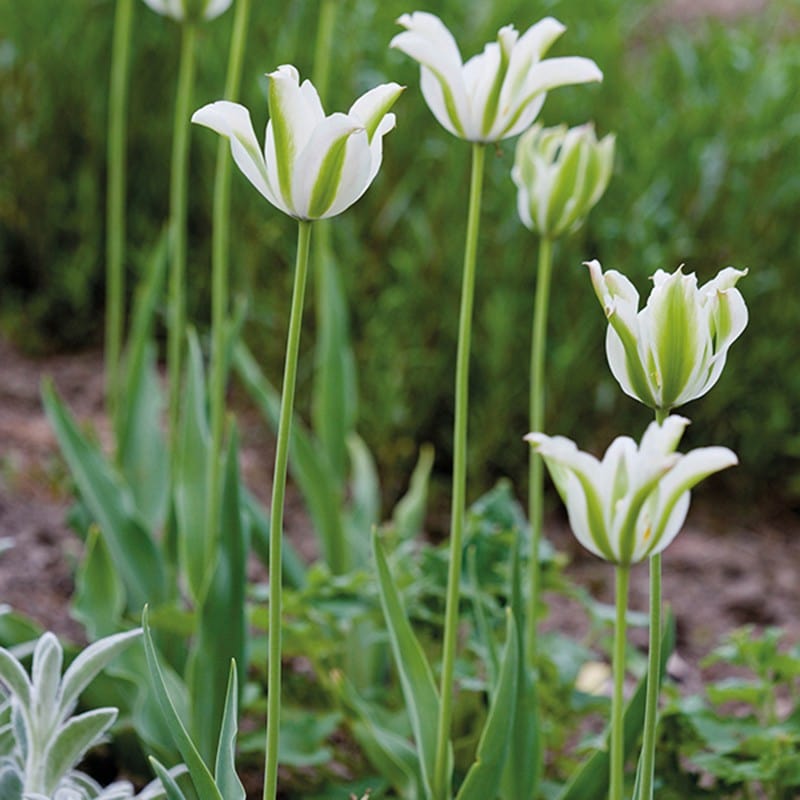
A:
0,628,170,799
586,260,748,800
390,13,602,796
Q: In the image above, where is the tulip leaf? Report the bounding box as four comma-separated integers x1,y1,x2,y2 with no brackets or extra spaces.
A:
391,444,435,543
213,662,245,800
149,757,189,800
456,609,519,800
372,531,449,798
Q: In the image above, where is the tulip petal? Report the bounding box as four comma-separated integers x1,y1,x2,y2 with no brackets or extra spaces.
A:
502,17,565,100
294,114,366,219
202,0,233,20
192,101,283,209
142,0,183,19
349,82,404,141
391,12,469,138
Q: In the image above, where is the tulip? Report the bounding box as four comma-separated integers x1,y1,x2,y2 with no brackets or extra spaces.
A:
192,65,403,220
513,122,614,238
142,0,232,22
525,416,737,566
587,261,748,413
390,11,602,142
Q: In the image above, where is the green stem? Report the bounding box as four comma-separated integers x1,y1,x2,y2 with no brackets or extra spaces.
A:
167,21,197,452
526,234,553,665
263,220,313,800
105,0,134,438
611,564,631,800
205,0,252,581
312,0,336,101
638,406,668,799
433,142,486,800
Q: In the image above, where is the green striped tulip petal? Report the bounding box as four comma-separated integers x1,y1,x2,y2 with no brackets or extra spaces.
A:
525,416,737,566
193,66,402,220
391,12,601,143
587,261,748,412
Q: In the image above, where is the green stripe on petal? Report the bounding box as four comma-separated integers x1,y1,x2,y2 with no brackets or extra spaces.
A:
306,124,363,219
268,67,300,208
480,30,512,138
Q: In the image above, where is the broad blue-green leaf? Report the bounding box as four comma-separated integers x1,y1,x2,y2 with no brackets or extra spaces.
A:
213,662,245,800
0,648,31,707
44,708,117,794
72,526,126,639
175,331,211,603
142,607,223,800
187,427,248,763
42,382,166,609
558,614,676,800
373,532,449,798
149,757,189,800
456,610,519,800
234,342,345,571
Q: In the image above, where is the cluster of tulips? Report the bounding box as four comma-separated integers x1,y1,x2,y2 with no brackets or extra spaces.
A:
112,1,750,797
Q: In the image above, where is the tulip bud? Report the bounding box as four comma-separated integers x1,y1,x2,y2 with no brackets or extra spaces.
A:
587,261,748,413
526,416,737,566
512,123,614,238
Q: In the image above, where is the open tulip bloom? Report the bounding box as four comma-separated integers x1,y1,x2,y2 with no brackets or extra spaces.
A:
390,12,602,142
142,0,232,22
192,65,403,220
513,123,615,238
587,261,748,413
526,416,737,567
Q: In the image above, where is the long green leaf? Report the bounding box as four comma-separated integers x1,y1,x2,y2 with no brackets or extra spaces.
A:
142,607,223,800
391,444,434,543
187,426,248,763
175,331,211,603
345,433,380,567
42,381,166,610
149,757,189,800
213,662,245,800
234,342,345,568
557,614,677,800
373,531,449,798
456,609,519,800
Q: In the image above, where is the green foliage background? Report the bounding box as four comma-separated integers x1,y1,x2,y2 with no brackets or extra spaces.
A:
1,0,799,506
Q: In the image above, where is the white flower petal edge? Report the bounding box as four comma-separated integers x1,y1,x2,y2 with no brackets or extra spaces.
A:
391,11,602,143
525,416,737,566
142,0,232,21
192,66,403,220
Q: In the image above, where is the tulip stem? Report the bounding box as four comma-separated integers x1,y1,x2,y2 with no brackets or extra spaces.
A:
527,233,553,665
105,0,134,439
206,0,252,581
434,141,486,800
611,564,631,800
263,219,313,800
639,406,668,799
167,20,197,453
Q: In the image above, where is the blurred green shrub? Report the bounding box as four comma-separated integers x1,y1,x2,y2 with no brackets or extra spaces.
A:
1,0,798,504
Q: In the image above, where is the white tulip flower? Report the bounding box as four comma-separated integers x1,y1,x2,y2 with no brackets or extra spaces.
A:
587,261,748,413
526,417,737,566
142,0,232,22
390,11,602,143
192,65,403,220
513,123,614,238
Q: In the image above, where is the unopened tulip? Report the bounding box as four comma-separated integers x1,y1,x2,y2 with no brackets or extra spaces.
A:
193,65,402,220
142,0,232,22
525,416,737,566
587,261,748,413
513,123,614,238
390,11,602,143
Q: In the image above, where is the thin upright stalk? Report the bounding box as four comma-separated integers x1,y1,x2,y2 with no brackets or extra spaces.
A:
105,0,135,435
167,21,197,449
638,406,668,799
611,564,631,800
206,0,252,575
433,142,486,800
263,220,313,800
526,234,553,664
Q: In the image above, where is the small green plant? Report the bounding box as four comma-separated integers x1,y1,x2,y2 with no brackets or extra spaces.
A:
0,629,178,799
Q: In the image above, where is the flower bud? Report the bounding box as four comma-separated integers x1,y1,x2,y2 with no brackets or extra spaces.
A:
512,123,614,238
